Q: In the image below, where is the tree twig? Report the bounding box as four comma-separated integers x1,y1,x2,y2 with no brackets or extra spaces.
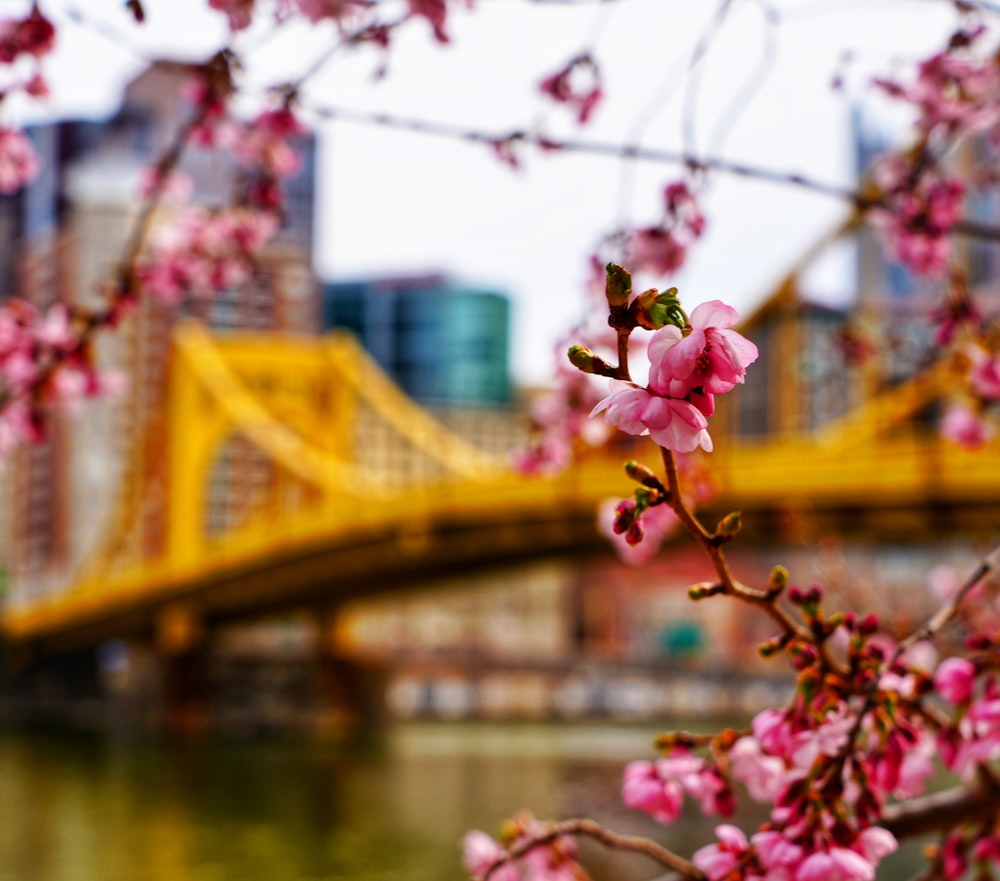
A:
481,818,706,881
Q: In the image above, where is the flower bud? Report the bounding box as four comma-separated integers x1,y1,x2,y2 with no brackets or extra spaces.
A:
688,581,724,601
605,262,632,307
625,521,644,546
758,635,787,658
612,499,637,534
625,460,660,489
630,287,685,330
715,511,741,538
767,566,789,597
965,632,993,651
567,344,600,374
857,613,880,635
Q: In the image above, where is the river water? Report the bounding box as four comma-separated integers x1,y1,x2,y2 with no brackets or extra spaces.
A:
0,723,928,881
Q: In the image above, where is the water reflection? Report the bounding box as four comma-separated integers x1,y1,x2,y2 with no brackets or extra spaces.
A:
0,723,926,881
0,724,662,881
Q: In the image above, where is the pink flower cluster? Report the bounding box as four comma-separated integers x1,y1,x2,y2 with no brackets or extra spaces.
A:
591,300,758,453
0,7,55,64
622,749,733,823
137,207,279,304
626,181,706,277
598,498,678,565
539,55,603,125
693,824,897,881
874,38,1000,140
612,575,1000,881
214,0,460,44
0,7,59,197
212,0,376,33
0,302,123,460
463,817,584,881
0,128,39,195
622,699,908,881
288,0,373,27
870,154,964,277
939,343,1000,449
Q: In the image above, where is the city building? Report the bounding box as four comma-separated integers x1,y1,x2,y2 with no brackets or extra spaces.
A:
322,274,512,407
2,62,320,606
718,106,1000,446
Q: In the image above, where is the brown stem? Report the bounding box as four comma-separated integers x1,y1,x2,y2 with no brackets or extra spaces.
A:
616,327,632,381
881,776,1000,840
660,447,815,648
897,545,1000,653
480,818,705,881
290,12,407,89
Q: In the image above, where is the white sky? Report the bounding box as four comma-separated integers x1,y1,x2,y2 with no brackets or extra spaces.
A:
28,0,960,382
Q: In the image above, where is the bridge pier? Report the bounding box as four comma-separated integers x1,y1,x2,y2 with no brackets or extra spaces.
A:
0,644,107,727
157,601,212,738
315,608,388,735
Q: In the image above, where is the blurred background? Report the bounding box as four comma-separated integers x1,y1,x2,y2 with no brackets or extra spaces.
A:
0,2,997,880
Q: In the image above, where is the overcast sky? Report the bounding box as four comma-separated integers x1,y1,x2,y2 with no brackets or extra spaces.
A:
37,0,958,383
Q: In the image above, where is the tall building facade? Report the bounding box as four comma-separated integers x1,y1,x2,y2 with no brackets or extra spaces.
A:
2,63,320,606
322,274,511,407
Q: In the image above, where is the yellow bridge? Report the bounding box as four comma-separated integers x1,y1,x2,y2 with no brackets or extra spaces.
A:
2,320,997,655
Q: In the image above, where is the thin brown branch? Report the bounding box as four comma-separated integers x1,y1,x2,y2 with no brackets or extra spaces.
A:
897,544,1000,653
615,328,632,381
290,12,406,90
480,818,705,881
660,447,816,648
881,775,1000,840
306,102,1000,243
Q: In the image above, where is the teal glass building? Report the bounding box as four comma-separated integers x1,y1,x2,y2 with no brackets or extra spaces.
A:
322,274,512,406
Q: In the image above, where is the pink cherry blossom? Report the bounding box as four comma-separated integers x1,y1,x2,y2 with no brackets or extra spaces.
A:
856,827,898,864
407,0,450,43
590,381,713,454
796,847,875,881
940,403,993,448
539,56,602,125
870,156,964,277
752,830,804,875
462,831,522,881
967,345,1000,400
728,736,787,802
935,657,976,704
0,8,56,62
598,499,678,565
621,760,684,824
289,0,372,26
648,301,759,397
628,227,687,276
0,128,39,194
692,825,748,881
232,108,307,181
624,180,705,277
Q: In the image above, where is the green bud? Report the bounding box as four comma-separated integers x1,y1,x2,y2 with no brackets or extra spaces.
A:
688,581,723,601
605,263,632,307
758,639,781,658
767,565,789,597
757,633,790,658
716,511,742,538
630,288,690,331
633,486,653,512
631,288,662,330
567,345,597,373
625,460,660,489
